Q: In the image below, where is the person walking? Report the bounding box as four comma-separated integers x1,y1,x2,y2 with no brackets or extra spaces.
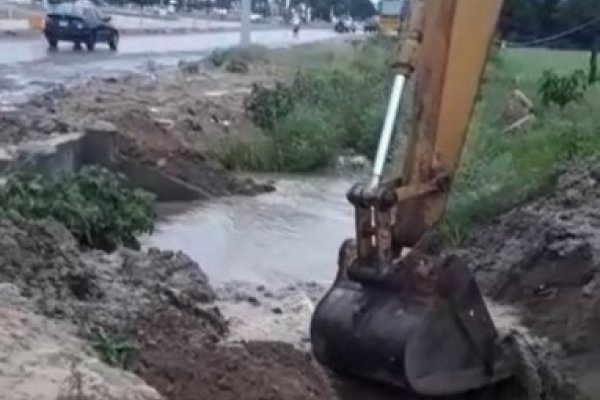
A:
292,13,300,38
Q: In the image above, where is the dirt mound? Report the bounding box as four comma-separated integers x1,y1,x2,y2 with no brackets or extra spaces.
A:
0,217,225,339
461,164,600,394
0,66,281,198
0,284,163,400
135,309,337,400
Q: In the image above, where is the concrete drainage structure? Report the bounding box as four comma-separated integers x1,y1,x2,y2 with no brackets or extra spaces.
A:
0,121,205,202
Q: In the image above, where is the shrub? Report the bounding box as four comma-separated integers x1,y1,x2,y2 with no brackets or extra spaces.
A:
269,106,337,172
209,45,269,68
226,57,249,73
244,82,295,130
0,166,155,251
538,69,587,109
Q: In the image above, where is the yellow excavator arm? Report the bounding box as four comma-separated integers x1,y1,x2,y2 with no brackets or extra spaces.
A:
395,0,505,245
311,0,512,396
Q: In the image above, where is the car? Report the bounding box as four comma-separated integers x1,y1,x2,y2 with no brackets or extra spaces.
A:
363,16,379,33
334,17,356,33
44,1,119,51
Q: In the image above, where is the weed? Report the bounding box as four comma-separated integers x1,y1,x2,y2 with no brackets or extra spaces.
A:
538,69,587,109
0,166,155,251
91,329,135,370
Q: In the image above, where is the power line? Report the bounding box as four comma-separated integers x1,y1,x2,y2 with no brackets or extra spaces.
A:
507,16,600,47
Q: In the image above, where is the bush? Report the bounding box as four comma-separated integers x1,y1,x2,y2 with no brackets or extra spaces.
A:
244,82,295,130
0,166,155,251
538,69,587,109
269,106,337,172
226,57,249,73
241,68,389,172
209,45,269,69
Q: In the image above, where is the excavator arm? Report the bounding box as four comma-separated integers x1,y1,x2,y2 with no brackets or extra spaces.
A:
310,0,513,396
395,0,504,246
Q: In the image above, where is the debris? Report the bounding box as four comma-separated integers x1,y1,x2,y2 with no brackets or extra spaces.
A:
502,89,535,132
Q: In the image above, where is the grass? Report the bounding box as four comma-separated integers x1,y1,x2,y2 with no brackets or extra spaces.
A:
213,36,396,173
443,46,600,242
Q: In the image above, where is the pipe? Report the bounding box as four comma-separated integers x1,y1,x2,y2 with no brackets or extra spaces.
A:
368,73,406,191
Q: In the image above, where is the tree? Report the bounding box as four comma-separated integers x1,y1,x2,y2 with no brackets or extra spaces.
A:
501,0,600,49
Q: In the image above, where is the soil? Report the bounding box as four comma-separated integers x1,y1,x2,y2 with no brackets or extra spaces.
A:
135,309,337,400
459,164,600,396
0,284,163,400
0,62,284,197
0,216,224,338
0,216,340,400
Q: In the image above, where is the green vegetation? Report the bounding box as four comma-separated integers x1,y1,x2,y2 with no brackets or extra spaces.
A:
209,45,269,73
216,37,395,173
444,47,600,243
538,69,587,108
0,166,155,251
91,329,135,370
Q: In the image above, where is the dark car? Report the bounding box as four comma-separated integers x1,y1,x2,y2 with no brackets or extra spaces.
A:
44,2,119,51
363,16,379,33
334,17,356,33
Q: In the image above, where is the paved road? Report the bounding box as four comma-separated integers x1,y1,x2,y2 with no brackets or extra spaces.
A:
0,29,336,65
0,29,340,105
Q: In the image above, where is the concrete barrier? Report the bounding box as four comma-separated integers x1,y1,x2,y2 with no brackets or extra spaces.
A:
0,122,207,202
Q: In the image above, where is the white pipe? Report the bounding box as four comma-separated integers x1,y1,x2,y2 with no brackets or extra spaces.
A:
369,73,406,190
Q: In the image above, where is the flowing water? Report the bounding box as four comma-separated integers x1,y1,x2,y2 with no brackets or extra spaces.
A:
143,174,357,286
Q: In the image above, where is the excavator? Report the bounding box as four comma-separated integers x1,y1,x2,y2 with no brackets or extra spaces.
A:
310,0,517,396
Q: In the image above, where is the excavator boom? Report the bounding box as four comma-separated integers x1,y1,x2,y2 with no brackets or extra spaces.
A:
310,0,513,396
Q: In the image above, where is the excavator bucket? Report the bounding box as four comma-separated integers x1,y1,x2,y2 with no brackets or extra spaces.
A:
310,246,515,396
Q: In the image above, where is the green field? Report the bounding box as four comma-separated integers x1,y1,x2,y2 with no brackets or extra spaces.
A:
444,46,600,242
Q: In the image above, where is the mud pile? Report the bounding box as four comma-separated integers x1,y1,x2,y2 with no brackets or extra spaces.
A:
0,217,338,400
135,309,337,400
462,164,600,394
0,65,282,197
0,217,224,338
0,284,163,400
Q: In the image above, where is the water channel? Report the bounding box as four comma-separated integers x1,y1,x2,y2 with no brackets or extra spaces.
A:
143,174,358,287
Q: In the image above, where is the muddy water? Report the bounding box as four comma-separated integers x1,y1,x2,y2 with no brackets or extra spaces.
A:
143,174,357,286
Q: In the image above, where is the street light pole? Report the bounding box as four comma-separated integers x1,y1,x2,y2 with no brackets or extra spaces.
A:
240,0,251,46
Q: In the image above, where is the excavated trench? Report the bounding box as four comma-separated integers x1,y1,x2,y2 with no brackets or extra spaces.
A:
0,166,598,400
145,166,600,400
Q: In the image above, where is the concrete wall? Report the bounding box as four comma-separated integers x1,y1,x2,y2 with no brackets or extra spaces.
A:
0,124,205,202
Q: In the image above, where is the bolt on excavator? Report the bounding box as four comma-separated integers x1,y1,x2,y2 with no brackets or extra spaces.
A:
310,0,518,396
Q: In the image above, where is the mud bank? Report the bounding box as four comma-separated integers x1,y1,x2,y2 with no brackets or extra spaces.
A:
0,216,336,400
0,58,283,198
459,164,600,395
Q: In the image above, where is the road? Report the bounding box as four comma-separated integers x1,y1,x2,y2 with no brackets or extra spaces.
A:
0,29,339,105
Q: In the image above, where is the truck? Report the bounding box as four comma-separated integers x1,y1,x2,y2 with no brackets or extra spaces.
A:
377,0,408,35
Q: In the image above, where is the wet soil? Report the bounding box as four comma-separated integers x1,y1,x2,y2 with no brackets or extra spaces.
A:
135,309,337,400
0,216,340,400
460,164,600,396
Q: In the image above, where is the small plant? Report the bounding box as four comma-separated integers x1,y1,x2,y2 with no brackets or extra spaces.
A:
226,57,249,73
209,49,228,67
538,69,588,109
0,166,155,251
244,82,295,130
209,45,268,68
91,329,135,370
